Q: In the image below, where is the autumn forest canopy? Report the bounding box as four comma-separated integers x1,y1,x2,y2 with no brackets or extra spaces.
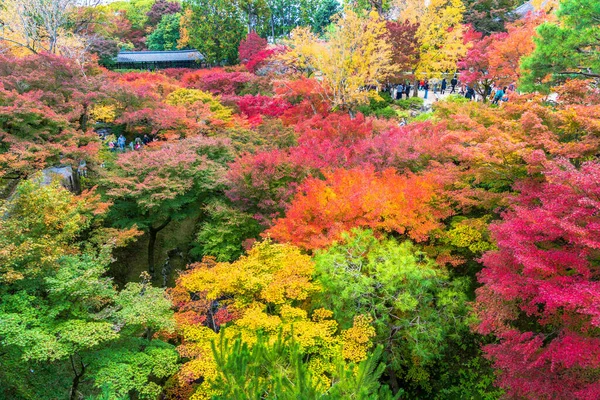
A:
1,0,600,399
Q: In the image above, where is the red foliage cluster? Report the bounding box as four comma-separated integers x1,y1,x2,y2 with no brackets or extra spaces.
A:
146,0,181,26
245,45,288,73
182,69,255,95
238,31,267,64
236,95,292,118
116,106,197,140
475,159,600,399
226,150,308,226
385,21,419,83
0,86,99,178
110,70,181,99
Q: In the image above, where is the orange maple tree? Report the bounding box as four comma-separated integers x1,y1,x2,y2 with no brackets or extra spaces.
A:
267,165,450,250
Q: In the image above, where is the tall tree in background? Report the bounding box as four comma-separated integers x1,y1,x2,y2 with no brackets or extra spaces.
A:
146,13,182,50
347,0,393,15
386,20,420,83
281,9,397,112
107,0,155,30
180,0,246,65
521,0,600,92
239,0,271,34
462,0,520,34
413,0,467,86
146,0,182,27
313,0,340,33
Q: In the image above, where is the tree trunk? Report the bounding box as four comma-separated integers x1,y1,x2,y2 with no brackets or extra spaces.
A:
148,217,172,275
79,103,88,132
69,355,85,400
387,366,400,394
413,79,419,97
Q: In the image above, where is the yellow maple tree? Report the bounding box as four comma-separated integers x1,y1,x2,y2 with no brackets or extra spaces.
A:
413,0,467,80
280,8,397,112
393,0,427,23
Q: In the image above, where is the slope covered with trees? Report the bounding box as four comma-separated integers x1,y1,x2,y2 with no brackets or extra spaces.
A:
1,0,599,399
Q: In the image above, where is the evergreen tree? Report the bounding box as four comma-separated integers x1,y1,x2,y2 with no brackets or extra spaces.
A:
520,0,600,92
146,13,182,50
181,0,246,65
463,0,520,34
313,0,340,33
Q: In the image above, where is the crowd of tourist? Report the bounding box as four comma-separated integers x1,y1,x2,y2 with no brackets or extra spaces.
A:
388,76,513,104
97,129,155,152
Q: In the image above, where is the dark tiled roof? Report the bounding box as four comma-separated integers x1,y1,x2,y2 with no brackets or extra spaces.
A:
515,1,535,16
116,50,204,63
515,0,552,17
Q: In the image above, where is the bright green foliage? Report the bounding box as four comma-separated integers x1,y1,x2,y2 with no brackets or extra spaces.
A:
0,180,176,399
520,0,600,92
313,229,469,391
181,0,246,65
209,332,399,399
88,339,179,399
312,0,340,33
147,13,182,50
191,199,262,262
108,0,155,29
266,0,335,37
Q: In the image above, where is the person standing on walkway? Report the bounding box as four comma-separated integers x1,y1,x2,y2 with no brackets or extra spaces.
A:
396,83,404,100
424,81,430,99
450,77,458,93
492,86,506,105
117,134,126,152
404,82,411,98
465,86,475,101
441,78,447,94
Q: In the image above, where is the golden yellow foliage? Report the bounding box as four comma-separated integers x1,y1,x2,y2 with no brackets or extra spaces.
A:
394,0,427,23
281,9,397,111
170,240,376,398
165,88,233,122
90,104,117,123
414,0,467,79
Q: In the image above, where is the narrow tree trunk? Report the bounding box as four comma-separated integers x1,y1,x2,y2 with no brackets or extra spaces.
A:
148,217,172,275
69,355,85,400
413,79,419,97
148,229,157,275
79,103,88,132
387,366,400,394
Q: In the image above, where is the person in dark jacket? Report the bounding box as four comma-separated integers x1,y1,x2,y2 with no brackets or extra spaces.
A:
450,77,458,93
441,78,447,94
404,83,411,98
423,81,430,99
465,86,475,101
